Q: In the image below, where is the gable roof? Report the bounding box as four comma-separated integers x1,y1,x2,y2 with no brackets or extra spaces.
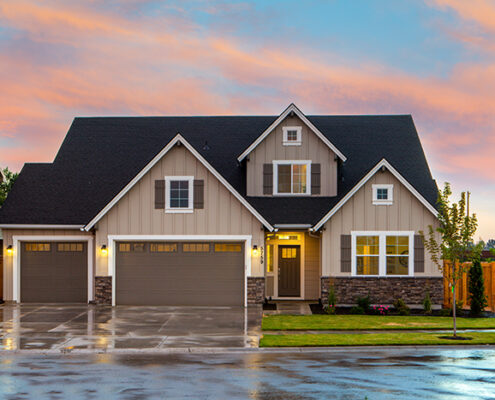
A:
0,112,438,228
83,134,274,231
237,103,347,162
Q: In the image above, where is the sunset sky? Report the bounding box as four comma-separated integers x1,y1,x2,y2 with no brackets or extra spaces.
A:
0,0,494,239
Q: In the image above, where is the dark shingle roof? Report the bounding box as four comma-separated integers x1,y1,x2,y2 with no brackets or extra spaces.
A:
0,114,437,226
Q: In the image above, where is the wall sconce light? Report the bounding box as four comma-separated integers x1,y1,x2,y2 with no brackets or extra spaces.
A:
252,245,258,256
6,245,13,256
100,245,108,256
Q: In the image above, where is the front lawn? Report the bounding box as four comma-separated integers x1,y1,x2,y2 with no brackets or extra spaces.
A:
262,314,495,331
260,331,495,347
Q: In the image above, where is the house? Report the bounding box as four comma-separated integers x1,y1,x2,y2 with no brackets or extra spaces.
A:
0,104,442,306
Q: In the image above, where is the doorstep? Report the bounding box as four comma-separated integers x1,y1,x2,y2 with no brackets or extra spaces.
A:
263,301,313,315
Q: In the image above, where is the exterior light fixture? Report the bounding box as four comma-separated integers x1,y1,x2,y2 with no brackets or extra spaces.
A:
6,245,13,256
101,245,108,256
252,245,258,256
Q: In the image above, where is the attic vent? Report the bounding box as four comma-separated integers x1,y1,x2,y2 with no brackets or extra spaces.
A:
202,141,210,151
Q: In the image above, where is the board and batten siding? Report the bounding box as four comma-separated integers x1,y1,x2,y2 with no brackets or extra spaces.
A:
1,229,93,301
321,170,441,277
246,115,338,196
95,145,265,277
304,233,321,300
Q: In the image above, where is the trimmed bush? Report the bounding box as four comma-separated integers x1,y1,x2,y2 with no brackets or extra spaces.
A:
469,260,488,316
350,306,365,315
423,291,432,315
393,298,410,316
356,295,371,314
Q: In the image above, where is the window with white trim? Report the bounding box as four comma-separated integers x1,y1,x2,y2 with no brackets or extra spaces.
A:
273,161,311,195
351,231,413,276
282,126,302,146
372,184,393,205
165,176,194,213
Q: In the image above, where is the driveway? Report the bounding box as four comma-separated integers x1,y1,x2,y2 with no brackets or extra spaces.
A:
0,304,262,351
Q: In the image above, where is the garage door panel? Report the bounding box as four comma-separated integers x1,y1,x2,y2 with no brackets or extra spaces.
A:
116,241,244,306
21,242,88,303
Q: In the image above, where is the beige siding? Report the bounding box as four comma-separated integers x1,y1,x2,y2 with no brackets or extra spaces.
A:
95,145,265,277
246,114,338,196
321,170,441,277
304,233,321,299
2,229,93,301
265,276,274,297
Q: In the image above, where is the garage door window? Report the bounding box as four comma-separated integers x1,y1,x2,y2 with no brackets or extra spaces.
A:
183,243,210,252
150,243,178,252
57,243,84,252
25,243,51,252
119,243,146,252
214,243,242,252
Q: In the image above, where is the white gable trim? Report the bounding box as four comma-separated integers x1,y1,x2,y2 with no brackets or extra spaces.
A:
311,158,438,231
237,103,347,162
84,134,274,232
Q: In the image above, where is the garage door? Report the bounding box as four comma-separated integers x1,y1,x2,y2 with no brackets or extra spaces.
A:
21,242,88,303
116,241,244,306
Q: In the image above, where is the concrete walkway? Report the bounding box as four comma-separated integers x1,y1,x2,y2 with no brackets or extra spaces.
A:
0,304,262,352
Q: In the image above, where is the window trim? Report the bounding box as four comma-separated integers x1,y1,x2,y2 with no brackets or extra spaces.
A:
372,184,394,205
351,231,414,277
165,176,194,213
282,126,302,146
272,160,311,196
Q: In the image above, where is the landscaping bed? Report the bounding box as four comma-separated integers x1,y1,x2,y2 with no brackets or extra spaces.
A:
262,314,495,331
259,331,495,347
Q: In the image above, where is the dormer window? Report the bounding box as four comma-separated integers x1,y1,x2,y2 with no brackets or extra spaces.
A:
372,184,393,205
283,127,302,146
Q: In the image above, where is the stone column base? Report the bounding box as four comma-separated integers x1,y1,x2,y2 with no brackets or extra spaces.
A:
321,276,443,306
247,277,265,304
94,276,112,305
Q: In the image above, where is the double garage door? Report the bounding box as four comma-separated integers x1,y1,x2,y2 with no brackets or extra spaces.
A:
20,240,244,305
116,241,245,306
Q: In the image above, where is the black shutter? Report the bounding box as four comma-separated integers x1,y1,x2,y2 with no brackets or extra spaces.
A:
414,235,425,273
193,179,204,209
311,163,321,195
341,234,352,273
263,164,273,195
154,180,165,209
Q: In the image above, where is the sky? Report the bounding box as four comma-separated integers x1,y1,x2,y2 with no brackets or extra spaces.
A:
0,0,494,239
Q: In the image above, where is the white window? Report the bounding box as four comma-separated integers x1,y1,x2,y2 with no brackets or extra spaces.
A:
273,161,311,195
165,176,194,213
372,184,393,205
351,231,414,276
282,126,302,146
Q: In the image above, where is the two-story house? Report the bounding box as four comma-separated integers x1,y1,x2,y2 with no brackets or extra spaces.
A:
0,104,442,306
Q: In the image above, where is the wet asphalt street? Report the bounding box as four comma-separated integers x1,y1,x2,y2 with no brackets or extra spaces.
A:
0,348,494,399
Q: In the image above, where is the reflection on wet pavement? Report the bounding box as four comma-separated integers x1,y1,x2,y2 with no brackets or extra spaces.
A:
0,348,494,399
0,304,262,351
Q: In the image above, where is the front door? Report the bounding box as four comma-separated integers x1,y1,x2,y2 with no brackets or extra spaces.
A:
278,245,300,297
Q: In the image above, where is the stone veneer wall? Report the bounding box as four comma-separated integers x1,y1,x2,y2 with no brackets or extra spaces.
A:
94,276,112,305
321,276,443,306
247,277,265,304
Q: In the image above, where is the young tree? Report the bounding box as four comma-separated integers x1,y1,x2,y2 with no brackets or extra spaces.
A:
468,259,488,316
420,183,481,337
0,167,19,207
485,239,495,250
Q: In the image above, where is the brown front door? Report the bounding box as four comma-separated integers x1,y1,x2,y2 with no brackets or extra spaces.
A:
278,245,300,297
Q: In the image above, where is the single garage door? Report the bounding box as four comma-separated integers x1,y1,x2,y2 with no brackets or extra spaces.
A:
116,241,244,306
21,242,88,303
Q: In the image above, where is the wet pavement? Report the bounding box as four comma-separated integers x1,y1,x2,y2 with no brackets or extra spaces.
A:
0,348,494,399
0,304,262,351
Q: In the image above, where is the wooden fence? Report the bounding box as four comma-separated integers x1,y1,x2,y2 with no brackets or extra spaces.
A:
444,262,495,311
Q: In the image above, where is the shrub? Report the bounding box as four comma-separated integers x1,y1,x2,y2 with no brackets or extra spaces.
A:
356,295,371,313
393,298,410,316
324,304,336,315
327,285,337,314
350,306,365,315
468,259,488,316
423,291,432,315
439,308,451,317
371,305,389,316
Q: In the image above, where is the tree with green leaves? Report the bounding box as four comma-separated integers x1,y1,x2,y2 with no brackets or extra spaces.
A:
420,182,482,337
468,259,487,316
0,167,19,207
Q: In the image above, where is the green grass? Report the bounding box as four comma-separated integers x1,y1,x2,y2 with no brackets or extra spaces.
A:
260,331,495,347
262,314,495,331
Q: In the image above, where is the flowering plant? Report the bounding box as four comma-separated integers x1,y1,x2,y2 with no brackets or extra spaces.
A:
372,305,389,316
